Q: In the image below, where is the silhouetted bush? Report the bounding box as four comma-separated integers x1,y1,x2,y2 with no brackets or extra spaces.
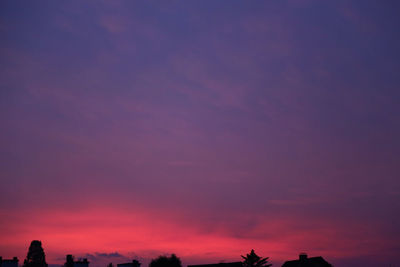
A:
149,254,182,267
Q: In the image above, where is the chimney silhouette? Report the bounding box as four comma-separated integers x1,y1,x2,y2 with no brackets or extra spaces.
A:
299,253,307,261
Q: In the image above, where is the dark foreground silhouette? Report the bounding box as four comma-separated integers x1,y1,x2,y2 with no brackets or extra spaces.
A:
115,260,141,267
149,254,182,267
0,240,334,267
63,255,89,267
242,249,272,267
281,254,332,267
23,241,48,267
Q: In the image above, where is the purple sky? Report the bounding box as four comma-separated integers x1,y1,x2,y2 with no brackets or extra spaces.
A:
1,1,400,267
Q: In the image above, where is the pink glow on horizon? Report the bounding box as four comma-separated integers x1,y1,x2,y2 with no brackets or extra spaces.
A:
0,206,394,266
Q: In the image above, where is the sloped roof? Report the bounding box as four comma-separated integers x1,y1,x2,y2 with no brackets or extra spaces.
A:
188,262,243,267
282,256,332,267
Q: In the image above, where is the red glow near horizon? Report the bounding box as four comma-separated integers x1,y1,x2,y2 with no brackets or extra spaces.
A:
0,205,394,266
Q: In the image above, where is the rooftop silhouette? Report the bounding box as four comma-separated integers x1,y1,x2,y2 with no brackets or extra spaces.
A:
0,257,19,267
1,241,340,267
281,254,332,267
117,260,140,267
63,255,89,267
188,262,243,267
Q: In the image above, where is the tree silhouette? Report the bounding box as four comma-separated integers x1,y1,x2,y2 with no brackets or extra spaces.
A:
149,254,182,267
23,241,48,267
107,263,114,267
241,249,272,267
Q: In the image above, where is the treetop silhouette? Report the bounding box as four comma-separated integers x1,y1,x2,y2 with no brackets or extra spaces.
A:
23,240,48,267
241,249,272,267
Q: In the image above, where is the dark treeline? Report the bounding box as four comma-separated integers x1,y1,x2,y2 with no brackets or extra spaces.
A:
0,240,333,267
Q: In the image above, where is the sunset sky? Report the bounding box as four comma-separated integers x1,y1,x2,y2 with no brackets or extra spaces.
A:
1,1,400,267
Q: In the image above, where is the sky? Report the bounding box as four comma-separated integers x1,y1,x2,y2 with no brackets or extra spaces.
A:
1,1,400,267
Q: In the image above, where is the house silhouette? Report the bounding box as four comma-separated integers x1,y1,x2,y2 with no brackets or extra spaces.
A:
0,257,19,267
117,260,141,267
281,254,332,267
64,255,89,267
188,262,243,267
